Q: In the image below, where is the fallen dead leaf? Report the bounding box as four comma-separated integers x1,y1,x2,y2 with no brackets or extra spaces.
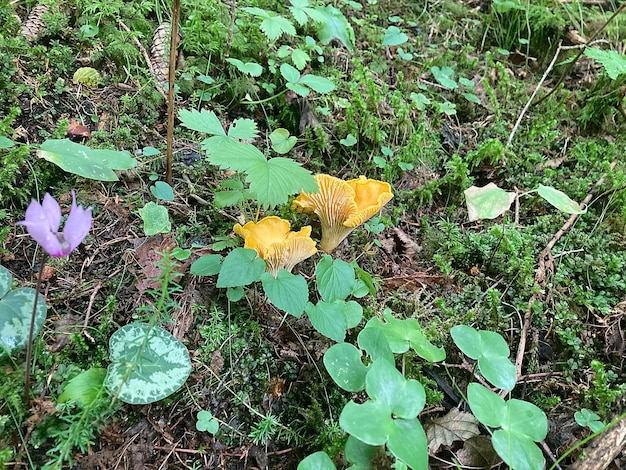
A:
425,407,480,453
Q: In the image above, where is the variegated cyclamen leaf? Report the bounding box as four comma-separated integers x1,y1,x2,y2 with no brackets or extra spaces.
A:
0,285,47,359
104,323,191,404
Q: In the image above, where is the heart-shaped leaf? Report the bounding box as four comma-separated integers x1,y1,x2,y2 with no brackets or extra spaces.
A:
104,322,191,404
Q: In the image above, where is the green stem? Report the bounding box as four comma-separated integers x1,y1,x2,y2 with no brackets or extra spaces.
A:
242,89,288,105
24,250,47,408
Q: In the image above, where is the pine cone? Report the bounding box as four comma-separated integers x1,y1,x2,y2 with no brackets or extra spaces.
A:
151,22,170,88
20,4,49,42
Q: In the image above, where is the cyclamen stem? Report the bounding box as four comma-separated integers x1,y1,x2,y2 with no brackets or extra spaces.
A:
24,250,47,408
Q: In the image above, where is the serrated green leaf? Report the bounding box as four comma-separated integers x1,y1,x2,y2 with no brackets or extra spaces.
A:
203,136,266,172
315,5,354,51
270,128,297,154
287,82,311,97
291,48,310,69
246,157,317,208
584,48,626,80
260,15,296,41
104,323,191,404
241,6,271,19
227,118,259,141
178,108,226,136
382,26,409,46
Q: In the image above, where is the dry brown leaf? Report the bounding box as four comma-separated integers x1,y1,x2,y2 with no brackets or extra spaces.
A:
455,435,501,468
425,407,480,453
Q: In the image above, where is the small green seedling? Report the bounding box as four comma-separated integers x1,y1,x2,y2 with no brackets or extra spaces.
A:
196,410,219,434
574,408,605,433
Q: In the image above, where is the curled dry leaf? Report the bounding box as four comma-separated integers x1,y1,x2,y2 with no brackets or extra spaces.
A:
67,118,91,139
425,407,480,453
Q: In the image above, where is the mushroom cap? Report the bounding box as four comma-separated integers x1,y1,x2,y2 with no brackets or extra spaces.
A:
292,174,393,251
233,216,317,275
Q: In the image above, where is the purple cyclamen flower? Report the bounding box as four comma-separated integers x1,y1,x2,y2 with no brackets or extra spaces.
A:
17,191,92,257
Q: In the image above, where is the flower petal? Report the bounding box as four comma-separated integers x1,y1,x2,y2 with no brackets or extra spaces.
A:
17,196,65,256
63,191,92,252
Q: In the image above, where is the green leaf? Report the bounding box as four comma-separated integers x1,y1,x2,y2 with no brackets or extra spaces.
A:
0,278,47,359
297,451,337,470
584,48,626,80
270,128,297,154
0,265,10,298
246,157,318,208
386,418,428,470
214,189,246,208
104,323,192,404
228,118,259,140
382,26,408,46
227,286,245,301
323,342,369,392
58,367,107,407
344,435,377,469
298,74,335,93
261,270,308,317
203,136,266,172
340,134,357,146
315,5,355,51
316,254,355,301
365,360,425,419
451,325,516,391
178,108,226,136
536,184,585,214
340,400,393,446
226,58,263,77
259,15,296,41
150,181,175,201
410,92,431,111
0,136,15,149
431,66,458,89
280,63,302,83
467,383,507,428
216,248,265,288
138,202,171,236
306,300,349,342
464,183,516,221
142,146,161,156
492,430,545,470
38,139,136,181
357,327,394,364
287,82,311,97
190,254,222,276
575,409,605,432
291,48,310,69
196,410,219,434
364,310,445,362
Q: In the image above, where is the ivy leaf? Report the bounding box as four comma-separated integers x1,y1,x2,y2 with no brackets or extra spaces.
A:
246,157,318,208
226,58,263,77
314,5,354,51
178,108,225,135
